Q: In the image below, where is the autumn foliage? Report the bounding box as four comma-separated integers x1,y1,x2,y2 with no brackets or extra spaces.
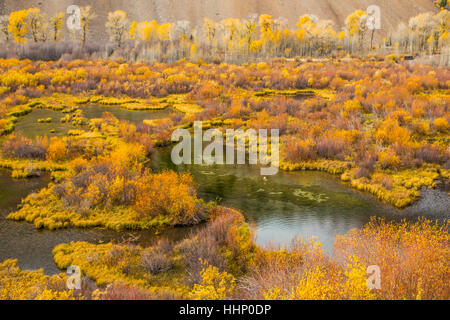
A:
36,212,450,300
0,7,447,301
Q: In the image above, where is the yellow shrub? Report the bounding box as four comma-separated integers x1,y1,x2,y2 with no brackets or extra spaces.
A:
433,117,449,133
134,171,198,224
344,256,376,300
375,118,410,145
191,264,236,300
343,99,362,113
378,148,401,169
0,259,76,300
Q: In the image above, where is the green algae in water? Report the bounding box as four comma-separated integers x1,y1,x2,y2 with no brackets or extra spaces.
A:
150,146,449,254
200,171,216,175
293,188,329,203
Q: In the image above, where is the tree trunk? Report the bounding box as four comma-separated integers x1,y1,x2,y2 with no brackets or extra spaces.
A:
370,30,375,51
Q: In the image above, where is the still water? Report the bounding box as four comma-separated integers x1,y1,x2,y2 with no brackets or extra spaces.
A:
1,106,448,273
151,147,449,251
14,105,177,138
0,169,197,274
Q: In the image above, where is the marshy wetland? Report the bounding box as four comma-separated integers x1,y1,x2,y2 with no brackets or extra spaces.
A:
1,100,448,274
0,57,448,300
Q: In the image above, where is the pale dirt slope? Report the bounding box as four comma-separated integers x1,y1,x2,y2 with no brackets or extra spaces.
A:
0,0,438,40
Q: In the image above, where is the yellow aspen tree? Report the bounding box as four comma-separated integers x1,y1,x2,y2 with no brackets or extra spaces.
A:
138,21,158,42
79,6,96,47
259,14,273,36
105,10,129,47
129,21,137,40
258,14,275,56
427,34,435,54
222,18,242,61
281,28,291,56
203,18,217,48
296,15,317,55
345,10,368,53
8,9,30,43
434,9,450,49
190,43,197,60
157,23,172,41
49,12,64,42
338,30,347,52
244,19,257,53
222,18,241,42
26,8,46,42
137,22,150,41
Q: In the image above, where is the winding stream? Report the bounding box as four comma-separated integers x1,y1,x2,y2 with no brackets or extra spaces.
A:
0,169,198,274
14,105,178,138
0,170,119,274
1,107,448,274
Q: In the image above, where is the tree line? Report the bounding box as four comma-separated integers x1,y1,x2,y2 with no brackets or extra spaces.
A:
0,7,448,63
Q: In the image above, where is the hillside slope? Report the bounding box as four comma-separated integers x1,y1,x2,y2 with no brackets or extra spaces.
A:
0,0,438,40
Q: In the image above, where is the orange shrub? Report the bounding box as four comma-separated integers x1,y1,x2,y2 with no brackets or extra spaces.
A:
335,218,449,300
239,219,449,300
134,171,201,225
374,118,410,146
282,137,317,162
330,77,345,90
433,117,449,133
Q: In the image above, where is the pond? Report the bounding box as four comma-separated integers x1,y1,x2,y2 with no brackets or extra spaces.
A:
151,147,450,252
1,153,448,274
2,106,449,274
14,105,178,138
0,169,197,274
1,106,182,274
